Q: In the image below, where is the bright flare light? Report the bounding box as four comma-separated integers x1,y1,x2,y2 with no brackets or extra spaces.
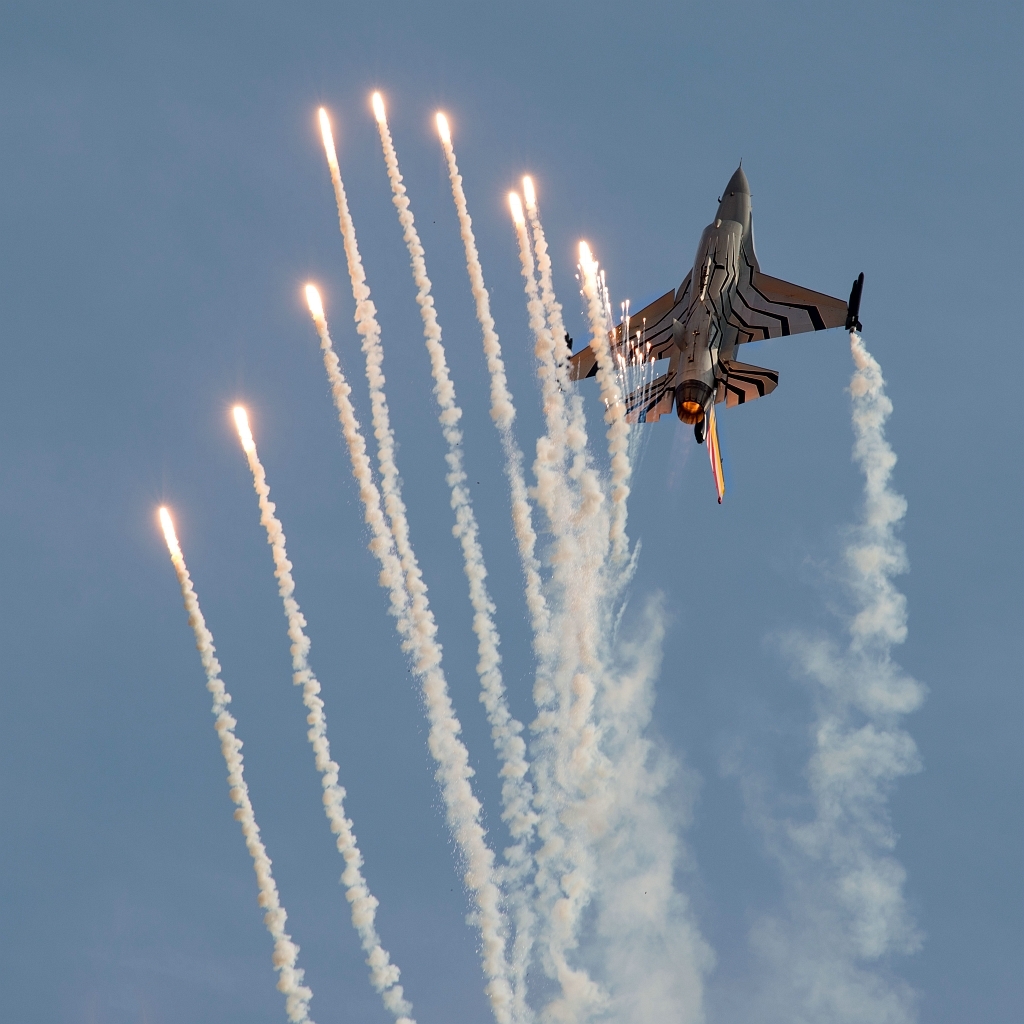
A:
522,176,536,209
508,192,525,226
318,107,339,166
158,507,181,559
579,240,597,273
436,112,451,144
305,284,324,320
371,92,386,123
233,406,255,453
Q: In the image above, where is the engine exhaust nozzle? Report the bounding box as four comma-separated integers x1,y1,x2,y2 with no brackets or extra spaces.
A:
675,380,713,424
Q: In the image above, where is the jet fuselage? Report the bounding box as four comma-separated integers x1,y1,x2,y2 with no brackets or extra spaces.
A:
670,166,753,427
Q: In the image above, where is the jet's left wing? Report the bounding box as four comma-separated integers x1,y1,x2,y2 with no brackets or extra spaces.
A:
568,272,691,381
732,260,847,343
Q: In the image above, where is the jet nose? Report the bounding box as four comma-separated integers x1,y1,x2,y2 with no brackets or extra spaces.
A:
723,163,749,197
716,163,751,225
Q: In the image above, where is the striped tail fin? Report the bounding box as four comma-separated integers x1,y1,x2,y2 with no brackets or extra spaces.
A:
707,403,725,504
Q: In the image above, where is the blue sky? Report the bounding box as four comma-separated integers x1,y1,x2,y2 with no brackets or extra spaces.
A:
0,2,1020,1022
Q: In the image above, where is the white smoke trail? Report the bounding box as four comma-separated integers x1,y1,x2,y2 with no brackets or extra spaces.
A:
303,277,513,1022
372,94,504,702
578,243,631,566
370,97,520,1020
436,115,549,654
508,193,575,544
521,180,603,531
520,179,571,399
590,594,713,1024
518,192,712,1024
157,507,315,1024
231,408,414,1024
518,188,610,792
736,332,924,1023
317,108,416,600
435,115,542,1021
507,192,614,1024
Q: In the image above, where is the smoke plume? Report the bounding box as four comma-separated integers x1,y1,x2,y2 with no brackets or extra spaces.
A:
436,117,543,1021
577,243,631,566
158,508,316,1024
305,274,513,1022
232,408,414,1023
733,332,924,1024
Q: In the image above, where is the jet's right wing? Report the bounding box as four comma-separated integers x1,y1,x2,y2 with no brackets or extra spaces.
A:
568,272,691,381
732,262,847,343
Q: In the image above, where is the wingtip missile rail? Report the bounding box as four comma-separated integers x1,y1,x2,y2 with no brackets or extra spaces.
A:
846,272,864,333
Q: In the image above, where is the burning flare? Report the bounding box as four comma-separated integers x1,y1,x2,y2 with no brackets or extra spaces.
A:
158,506,181,560
233,406,255,453
305,283,325,321
435,112,451,145
318,108,339,170
508,192,525,226
371,92,386,123
522,175,536,210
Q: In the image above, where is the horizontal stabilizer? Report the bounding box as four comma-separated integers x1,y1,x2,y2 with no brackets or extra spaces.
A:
625,372,674,423
719,359,779,407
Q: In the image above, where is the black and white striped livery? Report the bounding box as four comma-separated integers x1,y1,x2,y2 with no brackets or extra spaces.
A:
570,166,861,446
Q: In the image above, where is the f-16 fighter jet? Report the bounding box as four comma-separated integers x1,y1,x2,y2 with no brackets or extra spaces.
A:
568,164,864,502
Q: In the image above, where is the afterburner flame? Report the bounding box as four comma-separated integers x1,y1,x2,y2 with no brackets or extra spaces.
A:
372,92,386,123
318,108,339,167
522,176,536,209
508,192,525,226
158,507,181,558
435,112,451,144
305,284,324,320
233,406,255,453
679,400,704,425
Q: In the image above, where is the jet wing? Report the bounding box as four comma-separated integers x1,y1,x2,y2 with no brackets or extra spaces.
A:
568,272,691,381
732,267,847,343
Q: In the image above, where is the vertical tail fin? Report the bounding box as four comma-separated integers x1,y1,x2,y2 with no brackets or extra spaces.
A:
707,403,725,504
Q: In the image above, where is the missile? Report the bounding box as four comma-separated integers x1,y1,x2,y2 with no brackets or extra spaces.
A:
846,272,864,333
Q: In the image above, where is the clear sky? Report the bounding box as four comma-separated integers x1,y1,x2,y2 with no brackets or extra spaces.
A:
0,2,1020,1022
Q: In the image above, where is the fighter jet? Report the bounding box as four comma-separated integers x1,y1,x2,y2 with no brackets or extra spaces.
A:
568,165,863,502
